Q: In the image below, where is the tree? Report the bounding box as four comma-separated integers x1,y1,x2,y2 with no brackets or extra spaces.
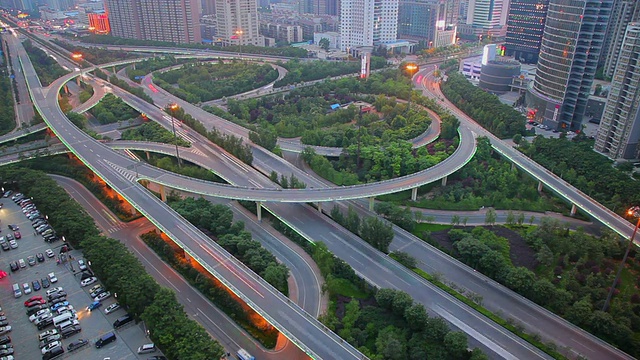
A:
360,217,394,252
505,211,516,226
529,215,536,225
444,331,469,359
392,251,417,268
404,304,429,331
513,133,523,145
451,214,461,226
375,326,407,360
319,38,330,51
517,212,525,226
484,208,497,226
375,288,397,310
392,291,414,317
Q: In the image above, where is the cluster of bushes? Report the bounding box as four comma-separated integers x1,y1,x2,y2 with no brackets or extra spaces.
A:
433,220,640,356
141,230,280,347
329,206,394,253
127,56,183,82
407,138,568,212
268,217,487,360
169,106,253,165
154,61,278,103
79,34,309,57
520,137,640,216
50,40,140,65
441,72,526,138
94,71,154,104
89,93,140,124
0,64,16,135
268,171,306,189
141,154,224,183
121,122,190,147
0,167,224,359
78,81,95,103
273,57,387,87
23,39,69,86
169,198,289,295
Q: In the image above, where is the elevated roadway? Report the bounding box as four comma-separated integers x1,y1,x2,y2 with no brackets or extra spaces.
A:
12,35,366,360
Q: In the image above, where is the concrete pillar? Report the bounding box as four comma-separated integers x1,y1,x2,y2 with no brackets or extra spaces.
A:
537,181,543,193
129,203,137,216
511,162,516,171
571,204,577,216
112,66,116,74
145,151,150,160
184,251,190,262
317,202,322,213
257,201,262,222
159,184,166,202
369,197,375,211
76,77,81,86
441,176,448,187
411,187,418,201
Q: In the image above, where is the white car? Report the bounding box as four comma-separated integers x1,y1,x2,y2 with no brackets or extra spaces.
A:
104,303,120,314
22,283,31,294
31,311,52,323
41,341,61,354
80,277,97,287
38,329,58,341
8,240,17,249
93,291,111,302
30,309,51,322
45,249,54,258
56,306,74,315
48,272,58,283
77,259,87,271
46,287,63,296
0,326,11,334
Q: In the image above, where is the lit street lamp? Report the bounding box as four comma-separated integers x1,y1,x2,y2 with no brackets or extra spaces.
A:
405,63,419,113
603,206,640,311
71,52,83,61
168,104,182,167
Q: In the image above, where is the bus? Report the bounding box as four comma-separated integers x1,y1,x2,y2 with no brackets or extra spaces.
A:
236,348,255,360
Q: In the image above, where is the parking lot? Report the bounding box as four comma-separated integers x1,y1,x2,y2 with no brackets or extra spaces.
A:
0,192,161,360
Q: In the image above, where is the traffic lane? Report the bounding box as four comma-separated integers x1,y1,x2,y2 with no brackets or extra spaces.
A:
264,202,550,360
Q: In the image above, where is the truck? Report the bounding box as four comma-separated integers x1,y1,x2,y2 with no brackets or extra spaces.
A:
236,348,255,360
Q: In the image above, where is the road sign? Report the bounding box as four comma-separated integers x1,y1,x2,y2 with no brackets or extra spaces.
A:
134,76,144,80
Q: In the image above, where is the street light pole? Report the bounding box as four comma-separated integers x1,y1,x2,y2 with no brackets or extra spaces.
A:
603,206,640,312
169,104,182,167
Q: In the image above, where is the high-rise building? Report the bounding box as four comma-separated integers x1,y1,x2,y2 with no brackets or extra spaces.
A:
340,0,398,51
105,0,201,43
504,0,549,64
526,0,613,131
216,0,265,46
594,23,640,159
444,0,460,26
46,0,73,11
201,0,216,15
398,0,439,41
88,11,111,34
465,0,510,36
601,0,640,79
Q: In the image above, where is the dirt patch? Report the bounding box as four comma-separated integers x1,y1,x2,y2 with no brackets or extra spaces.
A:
334,294,377,320
428,225,538,270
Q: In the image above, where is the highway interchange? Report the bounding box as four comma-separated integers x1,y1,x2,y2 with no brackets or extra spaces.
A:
3,34,637,359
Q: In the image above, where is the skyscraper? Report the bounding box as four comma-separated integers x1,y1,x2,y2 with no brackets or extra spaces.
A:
601,0,640,79
594,23,640,159
216,0,264,46
465,0,510,35
340,0,398,51
397,0,439,41
105,0,201,43
504,0,549,64
526,0,613,131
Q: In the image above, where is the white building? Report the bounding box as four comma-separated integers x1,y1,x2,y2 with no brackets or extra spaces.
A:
340,0,398,52
314,31,341,49
216,0,265,47
465,0,509,36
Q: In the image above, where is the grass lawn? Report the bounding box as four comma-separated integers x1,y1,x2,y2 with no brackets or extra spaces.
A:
327,278,370,299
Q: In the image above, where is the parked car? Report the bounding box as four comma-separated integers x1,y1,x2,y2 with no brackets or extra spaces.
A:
67,338,87,352
5,234,12,241
36,253,45,262
27,256,36,266
22,283,31,294
18,259,25,268
93,291,111,302
137,343,156,354
7,225,18,231
41,278,50,288
39,334,61,348
49,297,67,306
41,341,61,354
0,327,11,336
89,286,104,298
26,305,45,316
47,273,57,283
50,302,69,312
38,329,59,341
8,241,17,249
13,232,20,239
32,280,41,291
45,249,54,258
30,310,51,323
80,277,97,287
77,259,87,271
24,295,43,306
59,326,81,339
47,291,66,301
25,299,45,308
104,303,120,314
0,336,10,345
2,243,10,252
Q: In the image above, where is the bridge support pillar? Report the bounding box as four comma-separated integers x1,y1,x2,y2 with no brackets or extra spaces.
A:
159,184,167,202
369,197,375,211
184,251,190,263
317,202,322,213
257,201,262,222
76,77,81,87
441,176,448,187
111,66,116,74
537,181,543,193
511,162,516,171
145,151,150,160
571,204,577,216
411,187,418,201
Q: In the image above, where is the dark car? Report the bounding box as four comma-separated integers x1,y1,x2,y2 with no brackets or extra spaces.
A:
60,326,81,339
33,280,41,291
0,336,10,345
48,292,67,301
9,262,17,272
0,322,7,328
37,318,54,330
42,345,64,360
37,253,45,262
49,297,67,306
7,225,18,231
67,338,87,351
0,348,13,356
27,305,45,316
113,314,134,329
41,277,50,288
2,243,10,252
